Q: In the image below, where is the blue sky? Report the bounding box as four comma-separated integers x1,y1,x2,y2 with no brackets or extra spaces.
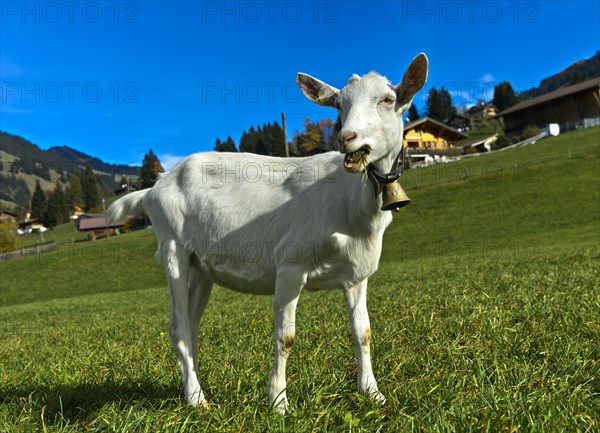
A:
1,1,599,168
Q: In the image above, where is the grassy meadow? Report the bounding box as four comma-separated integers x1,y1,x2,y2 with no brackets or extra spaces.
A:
1,127,599,432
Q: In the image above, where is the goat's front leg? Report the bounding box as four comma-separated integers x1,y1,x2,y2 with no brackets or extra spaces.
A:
267,270,305,414
345,279,386,405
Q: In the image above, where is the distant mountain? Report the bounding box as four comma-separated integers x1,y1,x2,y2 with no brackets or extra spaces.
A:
520,50,600,100
0,131,140,211
47,145,139,177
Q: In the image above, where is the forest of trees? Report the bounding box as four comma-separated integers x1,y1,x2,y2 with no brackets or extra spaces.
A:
239,122,286,156
212,117,343,157
22,148,167,228
214,136,237,152
28,167,102,227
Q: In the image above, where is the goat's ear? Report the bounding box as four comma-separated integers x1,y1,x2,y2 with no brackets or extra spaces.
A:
296,73,340,108
395,53,429,113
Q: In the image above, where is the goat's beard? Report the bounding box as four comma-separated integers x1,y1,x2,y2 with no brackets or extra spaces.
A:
343,145,372,173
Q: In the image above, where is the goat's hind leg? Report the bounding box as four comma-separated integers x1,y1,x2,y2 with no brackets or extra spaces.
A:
164,240,207,406
188,262,213,375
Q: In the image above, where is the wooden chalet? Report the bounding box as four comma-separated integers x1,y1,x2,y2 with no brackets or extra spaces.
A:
445,114,472,132
403,117,469,151
17,218,48,234
76,214,125,240
467,103,499,120
0,210,17,223
496,77,600,137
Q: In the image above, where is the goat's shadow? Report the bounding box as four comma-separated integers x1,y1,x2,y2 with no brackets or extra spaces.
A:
1,380,181,424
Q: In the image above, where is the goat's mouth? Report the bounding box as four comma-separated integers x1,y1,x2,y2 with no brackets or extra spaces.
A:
343,145,372,173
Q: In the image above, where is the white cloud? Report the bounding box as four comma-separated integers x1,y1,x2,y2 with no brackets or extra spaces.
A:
479,73,495,84
159,153,185,171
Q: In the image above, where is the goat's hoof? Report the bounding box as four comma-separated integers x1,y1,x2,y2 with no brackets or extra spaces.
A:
372,390,386,406
187,390,208,407
271,396,289,415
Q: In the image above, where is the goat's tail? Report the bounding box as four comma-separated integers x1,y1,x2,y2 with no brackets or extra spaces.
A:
107,189,149,222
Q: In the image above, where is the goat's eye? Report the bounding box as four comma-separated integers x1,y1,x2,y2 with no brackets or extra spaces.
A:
380,96,395,106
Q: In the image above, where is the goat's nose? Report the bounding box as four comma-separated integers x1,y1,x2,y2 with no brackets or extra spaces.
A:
338,130,357,148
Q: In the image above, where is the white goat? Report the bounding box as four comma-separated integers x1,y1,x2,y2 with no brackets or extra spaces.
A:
108,53,428,412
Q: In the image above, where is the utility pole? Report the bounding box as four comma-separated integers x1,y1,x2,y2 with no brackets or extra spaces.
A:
102,197,109,239
282,112,289,157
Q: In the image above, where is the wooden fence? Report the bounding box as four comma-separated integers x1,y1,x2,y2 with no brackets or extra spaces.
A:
0,242,57,261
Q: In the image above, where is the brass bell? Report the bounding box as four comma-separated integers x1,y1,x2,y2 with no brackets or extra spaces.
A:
381,181,411,212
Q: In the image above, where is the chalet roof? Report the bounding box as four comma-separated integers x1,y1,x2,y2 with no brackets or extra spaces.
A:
79,213,105,219
0,210,17,217
496,77,600,117
404,117,469,140
76,215,125,231
18,218,47,228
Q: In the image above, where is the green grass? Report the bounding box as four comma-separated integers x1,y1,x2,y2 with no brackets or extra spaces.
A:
19,221,88,248
1,127,599,432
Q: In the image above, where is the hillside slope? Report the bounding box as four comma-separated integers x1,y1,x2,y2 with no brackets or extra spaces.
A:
520,50,600,99
1,126,598,306
0,131,140,209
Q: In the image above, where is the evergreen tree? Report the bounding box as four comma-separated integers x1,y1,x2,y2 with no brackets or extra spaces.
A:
140,149,165,189
30,179,47,219
407,103,420,122
239,126,258,153
425,88,443,121
492,81,519,112
65,172,83,208
255,138,268,155
215,136,238,152
265,122,286,156
440,87,457,121
82,166,99,212
426,87,456,122
45,181,70,227
224,136,237,152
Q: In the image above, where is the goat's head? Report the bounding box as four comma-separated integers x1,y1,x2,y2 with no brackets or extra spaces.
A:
297,53,428,173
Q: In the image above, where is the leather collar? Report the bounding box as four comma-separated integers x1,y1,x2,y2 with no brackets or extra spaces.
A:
366,145,406,196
